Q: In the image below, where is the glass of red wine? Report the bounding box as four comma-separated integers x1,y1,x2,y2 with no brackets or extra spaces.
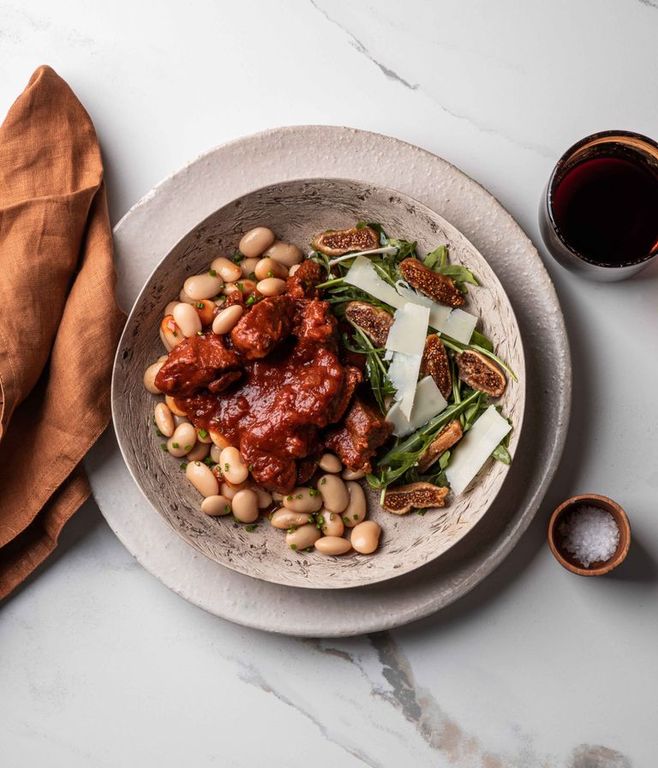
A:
540,130,658,280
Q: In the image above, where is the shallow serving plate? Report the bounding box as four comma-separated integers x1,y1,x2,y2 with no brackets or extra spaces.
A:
112,177,525,589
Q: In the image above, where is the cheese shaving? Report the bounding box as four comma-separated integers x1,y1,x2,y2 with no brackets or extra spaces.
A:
445,405,511,495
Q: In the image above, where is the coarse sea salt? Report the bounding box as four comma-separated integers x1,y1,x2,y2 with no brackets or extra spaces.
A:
559,505,620,567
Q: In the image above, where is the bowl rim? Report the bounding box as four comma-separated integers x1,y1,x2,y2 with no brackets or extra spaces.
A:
547,493,631,576
111,175,527,589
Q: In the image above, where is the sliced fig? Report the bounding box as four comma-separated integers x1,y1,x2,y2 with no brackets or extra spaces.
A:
399,258,464,307
312,226,379,256
344,301,394,347
456,349,506,397
417,420,463,472
383,482,449,515
420,334,451,399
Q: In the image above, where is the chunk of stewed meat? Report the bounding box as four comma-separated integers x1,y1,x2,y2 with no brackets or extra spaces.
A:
324,397,392,472
286,259,322,299
230,296,294,360
155,334,242,396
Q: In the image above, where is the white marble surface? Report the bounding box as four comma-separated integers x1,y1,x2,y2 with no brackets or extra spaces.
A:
1,1,657,766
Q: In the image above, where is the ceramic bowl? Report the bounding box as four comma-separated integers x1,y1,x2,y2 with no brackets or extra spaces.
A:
548,493,631,576
112,178,526,589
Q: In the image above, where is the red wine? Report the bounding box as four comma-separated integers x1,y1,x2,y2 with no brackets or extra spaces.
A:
552,154,658,265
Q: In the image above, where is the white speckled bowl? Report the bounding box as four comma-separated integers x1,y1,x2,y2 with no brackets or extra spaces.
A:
112,178,525,589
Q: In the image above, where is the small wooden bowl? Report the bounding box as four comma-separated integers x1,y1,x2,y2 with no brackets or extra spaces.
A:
548,494,631,576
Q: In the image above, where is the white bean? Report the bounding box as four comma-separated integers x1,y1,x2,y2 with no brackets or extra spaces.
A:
318,453,342,473
286,523,321,551
221,481,246,500
167,422,197,458
240,257,260,278
252,486,273,509
319,510,344,537
196,428,212,444
160,316,183,350
219,446,249,484
211,256,242,283
164,301,179,315
212,304,243,335
254,257,288,281
201,495,232,516
264,241,304,267
209,429,231,449
342,481,367,528
184,272,224,301
186,461,219,497
317,474,349,513
342,468,366,481
282,487,323,513
256,277,286,297
232,488,259,523
315,536,351,556
239,227,275,259
173,302,202,338
165,395,187,417
210,444,222,464
269,509,313,529
186,442,210,462
350,521,381,554
154,402,174,437
143,359,166,393
178,286,197,304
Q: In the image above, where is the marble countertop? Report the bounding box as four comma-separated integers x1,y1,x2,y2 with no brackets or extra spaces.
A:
1,1,657,766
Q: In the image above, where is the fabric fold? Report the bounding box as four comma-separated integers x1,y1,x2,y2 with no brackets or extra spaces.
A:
0,65,124,598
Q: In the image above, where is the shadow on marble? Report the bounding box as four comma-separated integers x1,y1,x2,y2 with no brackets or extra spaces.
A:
607,535,658,584
1,497,104,607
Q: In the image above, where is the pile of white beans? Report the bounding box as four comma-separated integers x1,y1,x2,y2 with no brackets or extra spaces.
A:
142,226,381,557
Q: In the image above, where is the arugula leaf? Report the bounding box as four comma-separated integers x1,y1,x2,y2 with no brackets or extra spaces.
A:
423,244,479,294
492,443,512,464
342,325,394,414
471,329,494,352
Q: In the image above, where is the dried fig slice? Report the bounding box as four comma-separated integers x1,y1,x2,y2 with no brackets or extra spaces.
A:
344,301,394,347
383,482,449,515
420,334,451,399
312,226,379,256
456,349,506,397
399,258,465,307
417,420,463,472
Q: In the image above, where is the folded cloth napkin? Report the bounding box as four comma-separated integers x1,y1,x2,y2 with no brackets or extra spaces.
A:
0,66,124,599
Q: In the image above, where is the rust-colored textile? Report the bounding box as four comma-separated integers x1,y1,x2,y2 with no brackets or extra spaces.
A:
0,66,124,599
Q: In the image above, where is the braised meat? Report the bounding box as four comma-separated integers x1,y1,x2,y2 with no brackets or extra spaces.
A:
230,296,294,360
155,334,242,396
294,298,337,345
324,396,392,472
286,259,322,299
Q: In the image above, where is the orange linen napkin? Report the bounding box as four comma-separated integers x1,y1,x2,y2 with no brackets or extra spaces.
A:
0,66,124,599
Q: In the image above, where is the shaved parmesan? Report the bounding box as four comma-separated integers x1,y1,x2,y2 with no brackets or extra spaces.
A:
445,406,511,495
343,256,404,309
439,308,477,345
385,303,430,354
395,283,452,331
384,304,429,418
387,351,423,419
386,376,448,437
